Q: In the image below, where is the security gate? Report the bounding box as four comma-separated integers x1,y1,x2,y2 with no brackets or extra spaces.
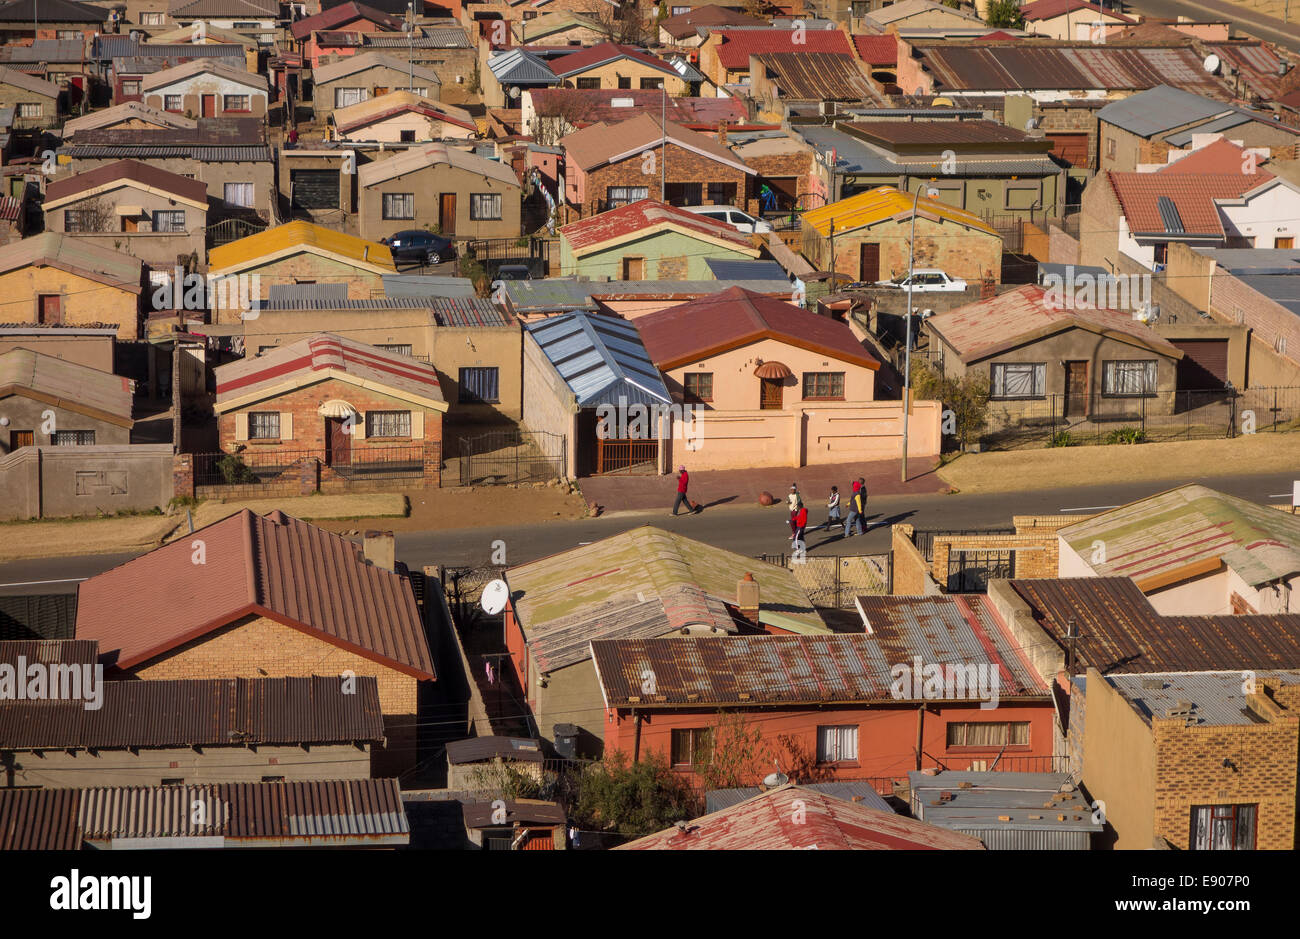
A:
946,550,1015,593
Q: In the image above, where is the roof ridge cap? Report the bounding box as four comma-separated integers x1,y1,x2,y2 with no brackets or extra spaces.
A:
242,509,260,608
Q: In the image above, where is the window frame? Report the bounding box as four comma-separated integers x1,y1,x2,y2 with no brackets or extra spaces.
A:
334,86,367,108
153,210,186,233
669,727,714,768
683,371,713,403
121,80,142,96
141,12,166,26
16,102,41,118
223,182,255,208
222,93,251,112
1190,804,1257,851
989,362,1046,400
802,371,845,401
1101,359,1158,398
458,366,500,404
163,93,183,111
945,721,1031,750
247,411,280,440
470,192,502,221
382,192,415,220
365,410,412,439
816,724,859,764
51,430,95,446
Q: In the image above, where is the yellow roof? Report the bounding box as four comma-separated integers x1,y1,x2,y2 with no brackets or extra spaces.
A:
208,220,396,274
802,186,999,238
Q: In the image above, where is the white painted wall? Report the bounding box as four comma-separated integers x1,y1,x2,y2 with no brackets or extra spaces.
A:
1219,182,1300,249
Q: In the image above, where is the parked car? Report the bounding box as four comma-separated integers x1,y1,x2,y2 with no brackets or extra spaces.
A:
490,264,532,299
682,205,773,234
875,270,967,292
382,230,456,265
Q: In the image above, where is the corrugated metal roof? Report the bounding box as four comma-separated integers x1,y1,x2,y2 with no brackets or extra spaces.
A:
753,52,879,102
462,799,564,828
618,784,984,850
249,294,507,325
0,40,90,64
382,273,477,299
712,28,852,71
65,144,272,161
914,46,1229,95
0,639,98,667
704,258,788,281
706,781,893,814
141,57,268,93
335,92,474,136
0,66,59,98
525,311,670,409
488,48,557,84
1108,669,1300,726
548,42,676,79
62,102,197,138
0,348,134,420
209,220,395,274
909,771,1102,841
795,124,902,176
445,736,544,764
0,788,81,850
803,186,998,237
314,51,441,87
268,283,350,303
44,158,209,207
356,141,516,189
0,0,103,22
75,510,436,679
502,277,794,311
290,1,404,40
529,88,747,127
1097,84,1237,136
559,199,755,255
0,675,384,749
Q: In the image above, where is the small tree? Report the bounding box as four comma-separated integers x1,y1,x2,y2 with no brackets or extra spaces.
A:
696,712,768,792
572,751,701,838
531,88,596,147
985,0,1025,28
593,0,650,45
908,357,990,451
67,195,115,234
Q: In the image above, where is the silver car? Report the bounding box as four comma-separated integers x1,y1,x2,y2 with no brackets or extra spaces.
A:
682,205,774,234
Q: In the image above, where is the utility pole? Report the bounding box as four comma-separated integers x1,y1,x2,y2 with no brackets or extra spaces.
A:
660,86,666,200
901,187,920,484
406,2,415,92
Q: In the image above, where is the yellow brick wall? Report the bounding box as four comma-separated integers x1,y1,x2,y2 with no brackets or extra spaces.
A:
931,533,1059,583
0,267,141,339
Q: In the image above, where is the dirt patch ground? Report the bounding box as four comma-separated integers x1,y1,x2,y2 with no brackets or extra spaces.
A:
938,434,1300,494
166,494,411,541
0,515,178,562
308,483,589,535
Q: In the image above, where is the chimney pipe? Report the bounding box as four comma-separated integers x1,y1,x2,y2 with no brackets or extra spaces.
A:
363,530,396,571
737,572,759,623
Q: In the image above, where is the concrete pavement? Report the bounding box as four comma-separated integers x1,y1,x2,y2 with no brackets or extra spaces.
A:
1123,0,1300,50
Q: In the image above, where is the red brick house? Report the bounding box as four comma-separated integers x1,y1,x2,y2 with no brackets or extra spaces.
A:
213,334,447,489
560,112,756,221
74,508,437,776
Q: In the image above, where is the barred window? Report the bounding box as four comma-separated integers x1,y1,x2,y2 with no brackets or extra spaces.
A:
946,722,1030,748
684,372,713,402
365,410,412,437
1191,804,1257,851
606,186,648,208
459,367,499,404
248,411,279,439
383,193,414,219
670,727,714,767
17,103,41,118
51,430,95,446
164,94,183,111
802,372,845,400
153,210,186,233
816,725,858,763
223,94,251,112
990,363,1045,399
64,209,99,233
470,193,502,221
1102,360,1157,397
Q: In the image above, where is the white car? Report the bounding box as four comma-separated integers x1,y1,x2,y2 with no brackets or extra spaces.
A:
876,270,968,292
682,205,774,234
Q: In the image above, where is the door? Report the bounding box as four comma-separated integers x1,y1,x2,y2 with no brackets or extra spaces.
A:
440,193,457,236
38,294,62,325
760,377,784,410
1276,236,1294,249
859,242,880,282
325,417,351,467
9,430,33,452
201,94,216,117
1171,339,1229,390
621,256,645,279
290,169,341,210
1064,360,1088,417
373,86,389,97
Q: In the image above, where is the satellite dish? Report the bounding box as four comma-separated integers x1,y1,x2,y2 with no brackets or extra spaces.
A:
508,85,520,100
764,772,789,787
480,579,509,615
1025,117,1039,130
1203,54,1221,74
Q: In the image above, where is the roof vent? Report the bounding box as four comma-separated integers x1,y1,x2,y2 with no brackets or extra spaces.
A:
611,97,635,107
1156,195,1185,235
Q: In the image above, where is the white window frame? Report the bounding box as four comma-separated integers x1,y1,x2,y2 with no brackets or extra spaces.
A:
990,362,1046,400
382,192,415,219
365,410,412,438
816,725,859,763
334,86,367,108
248,411,280,439
1102,359,1158,397
224,182,255,208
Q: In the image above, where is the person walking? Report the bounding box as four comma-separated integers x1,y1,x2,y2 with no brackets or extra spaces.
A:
671,465,691,516
822,485,841,532
787,485,801,538
857,477,869,534
844,479,862,537
792,501,808,553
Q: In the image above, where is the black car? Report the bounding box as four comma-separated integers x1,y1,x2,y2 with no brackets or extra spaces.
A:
383,230,456,265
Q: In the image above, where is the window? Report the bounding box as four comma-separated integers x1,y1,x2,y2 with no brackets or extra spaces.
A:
606,185,648,208
383,192,415,219
153,210,186,233
400,129,416,142
376,343,414,357
523,8,538,17
1191,804,1257,850
57,30,81,40
1102,360,1157,397
575,77,601,89
990,363,1045,399
817,725,858,763
670,727,714,767
223,94,251,112
663,182,702,205
141,12,165,26
1153,243,1168,265
161,778,184,786
617,75,631,89
459,367,500,404
121,80,142,96
64,209,99,233
365,410,412,438
248,411,280,439
683,372,713,403
335,86,367,108
1106,137,1116,159
51,430,95,446
946,722,1030,748
163,94,183,111
470,193,502,221
672,5,690,13
706,182,736,205
224,182,255,207
17,103,41,118
639,77,664,89
802,372,845,400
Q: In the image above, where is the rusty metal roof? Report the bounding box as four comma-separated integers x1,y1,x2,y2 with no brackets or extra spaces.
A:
0,348,135,423
446,736,544,764
617,784,985,850
0,675,384,750
462,799,565,828
75,510,435,679
752,52,878,102
0,788,82,850
0,639,98,667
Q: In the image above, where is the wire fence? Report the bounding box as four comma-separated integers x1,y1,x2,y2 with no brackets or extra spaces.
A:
194,444,427,487
754,553,892,607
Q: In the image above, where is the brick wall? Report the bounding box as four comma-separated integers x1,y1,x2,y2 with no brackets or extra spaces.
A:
890,523,932,595
930,532,1058,584
574,141,750,219
1077,171,1121,270
1210,268,1300,384
741,148,813,216
1048,224,1079,266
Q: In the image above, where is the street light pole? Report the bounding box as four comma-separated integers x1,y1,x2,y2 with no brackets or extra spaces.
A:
901,185,931,484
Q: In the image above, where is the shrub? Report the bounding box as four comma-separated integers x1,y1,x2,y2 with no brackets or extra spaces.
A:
1105,426,1146,445
571,751,701,838
1049,430,1077,447
216,453,256,484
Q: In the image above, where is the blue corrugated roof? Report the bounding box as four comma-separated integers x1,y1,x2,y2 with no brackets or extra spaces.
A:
488,48,557,85
704,258,788,281
526,312,670,408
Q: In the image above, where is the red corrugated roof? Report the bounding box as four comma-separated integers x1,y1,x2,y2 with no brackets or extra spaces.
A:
1108,169,1271,237
559,199,752,254
75,509,435,679
215,333,440,399
634,286,880,370
713,28,851,70
618,785,985,850
853,33,897,66
550,42,676,78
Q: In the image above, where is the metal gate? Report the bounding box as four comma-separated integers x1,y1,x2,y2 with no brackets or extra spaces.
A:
596,438,657,475
754,553,892,607
457,429,564,486
206,217,268,248
946,550,1014,593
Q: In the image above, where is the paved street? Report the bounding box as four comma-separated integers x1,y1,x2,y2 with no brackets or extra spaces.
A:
1123,0,1300,50
1,470,1294,595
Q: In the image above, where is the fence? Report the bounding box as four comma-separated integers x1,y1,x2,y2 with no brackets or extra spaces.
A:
193,444,428,493
755,553,892,608
912,528,1015,562
596,438,657,475
456,429,565,486
978,386,1300,451
205,217,268,249
459,236,553,279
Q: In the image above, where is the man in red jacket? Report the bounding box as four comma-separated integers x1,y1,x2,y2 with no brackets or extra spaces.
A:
792,502,808,552
671,465,691,516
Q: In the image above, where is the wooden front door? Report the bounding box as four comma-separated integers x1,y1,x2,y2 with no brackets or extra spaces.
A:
9,430,33,451
325,417,351,466
440,193,457,235
38,294,62,325
760,377,784,410
859,242,880,282
201,94,216,117
1064,360,1088,417
1277,236,1295,249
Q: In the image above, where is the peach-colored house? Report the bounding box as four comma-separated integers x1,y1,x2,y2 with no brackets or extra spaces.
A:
635,287,942,470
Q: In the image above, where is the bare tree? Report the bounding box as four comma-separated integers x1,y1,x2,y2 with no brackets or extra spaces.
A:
531,88,598,146
592,0,652,45
64,195,115,234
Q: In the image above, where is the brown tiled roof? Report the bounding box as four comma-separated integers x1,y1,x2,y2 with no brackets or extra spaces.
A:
634,286,880,370
1010,577,1300,674
0,675,385,749
75,509,435,679
44,158,209,206
659,6,766,40
1157,138,1259,175
549,42,677,79
1108,169,1273,237
853,33,898,66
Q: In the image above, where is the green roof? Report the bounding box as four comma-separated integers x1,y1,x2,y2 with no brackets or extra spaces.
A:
1060,484,1300,588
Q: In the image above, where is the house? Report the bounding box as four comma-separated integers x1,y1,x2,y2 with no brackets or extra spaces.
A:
165,0,281,45
858,0,985,31
591,596,1053,780
483,48,560,109
620,783,984,850
213,334,447,486
0,233,144,339
75,509,437,775
0,68,60,128
698,27,852,88
140,57,269,118
1056,484,1300,616
1019,0,1134,40
923,284,1183,420
0,644,385,786
0,0,105,44
145,22,263,52
462,800,566,850
727,130,817,216
522,88,747,143
446,736,545,792
549,42,687,95
503,526,827,753
312,52,442,123
0,348,133,454
908,770,1104,849
513,9,605,45
499,275,800,321
309,23,479,104
658,6,765,48
1096,85,1300,173
42,159,208,266
332,90,476,142
291,0,405,64
206,221,397,322
747,51,879,115
0,39,98,108
557,199,760,281
560,113,756,219
238,289,521,425
0,322,116,371
356,142,522,241
1080,668,1300,849
106,45,251,104
802,186,1003,284
60,117,276,222
61,100,197,140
